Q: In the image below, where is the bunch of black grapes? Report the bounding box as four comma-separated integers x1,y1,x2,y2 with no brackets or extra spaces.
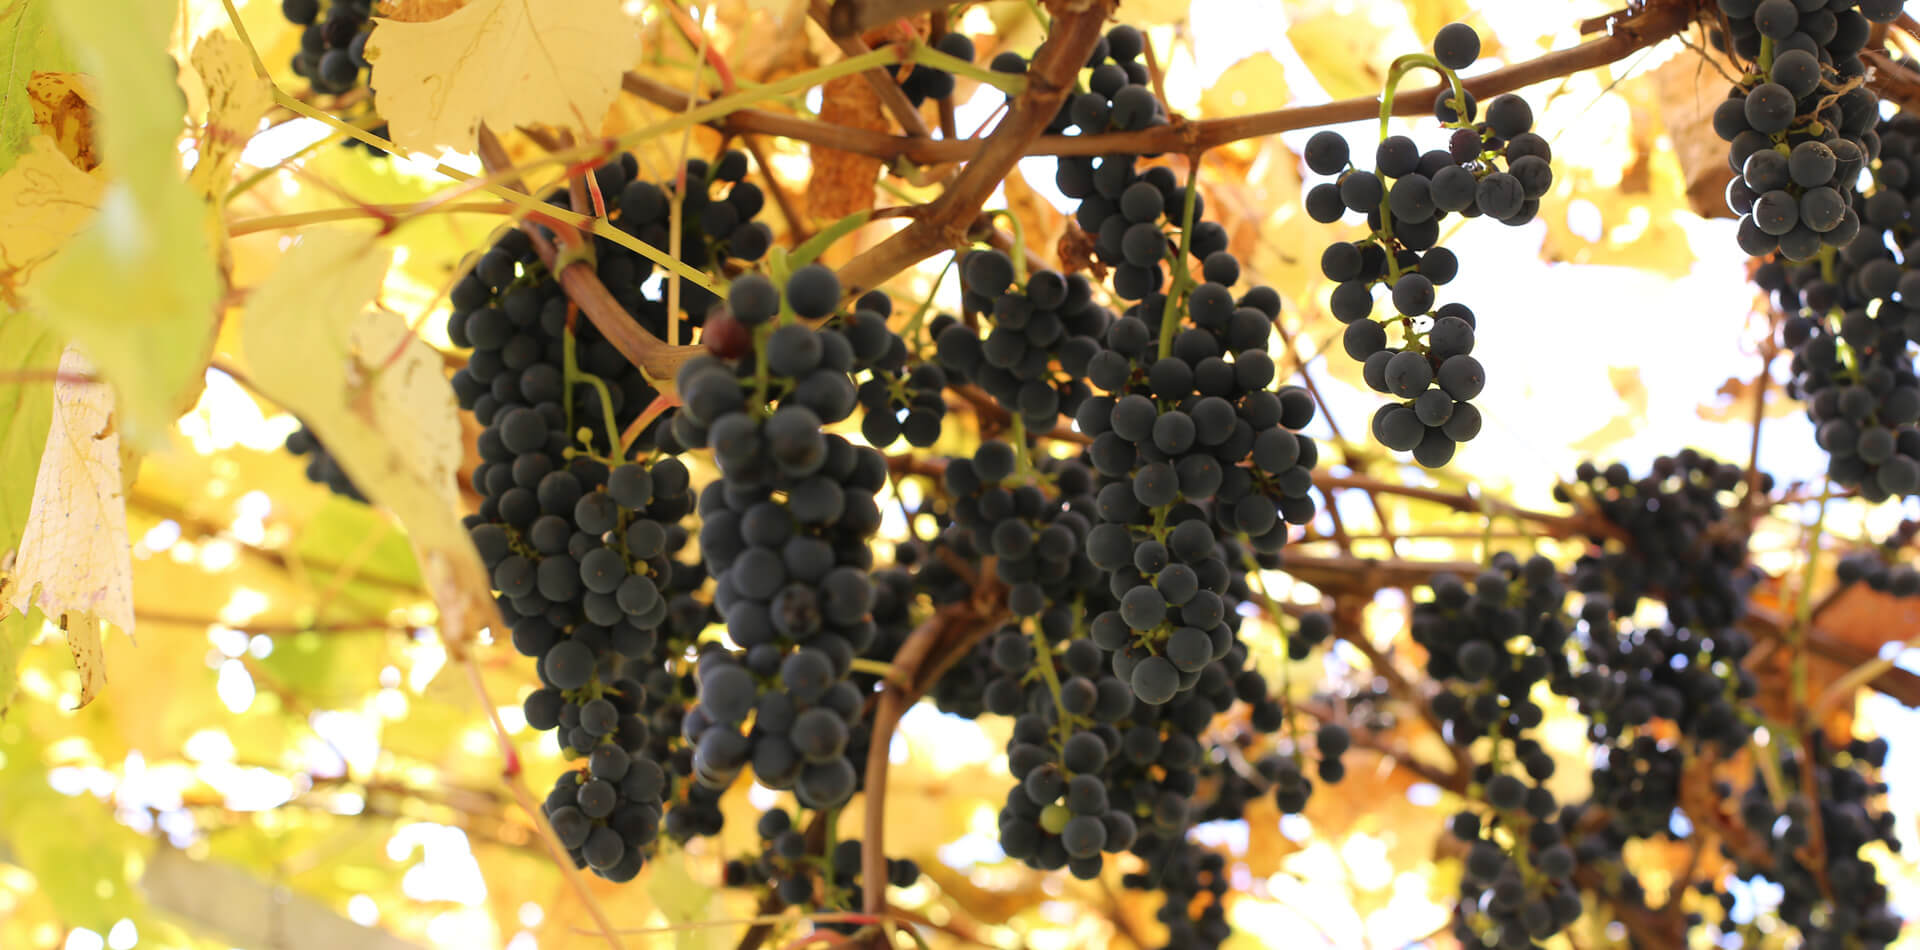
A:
1302,23,1551,465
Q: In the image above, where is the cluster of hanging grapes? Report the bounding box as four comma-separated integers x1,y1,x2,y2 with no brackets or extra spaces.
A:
1719,1,1920,508
274,10,1912,950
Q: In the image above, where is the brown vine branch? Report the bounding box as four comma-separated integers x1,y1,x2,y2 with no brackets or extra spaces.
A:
861,578,1010,937
621,0,1690,169
831,0,1114,297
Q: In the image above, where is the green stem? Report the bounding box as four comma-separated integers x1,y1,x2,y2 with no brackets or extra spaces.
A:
1378,53,1470,142
1156,164,1203,361
910,43,1029,96
751,323,774,414
991,210,1030,285
1024,0,1051,31
1026,619,1072,753
901,256,955,358
1758,35,1776,74
1009,413,1034,479
561,325,622,454
1791,483,1831,718
1239,544,1300,758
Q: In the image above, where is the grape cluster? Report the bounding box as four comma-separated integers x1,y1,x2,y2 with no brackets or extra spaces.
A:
889,32,976,106
602,150,774,333
1301,24,1550,465
283,425,364,502
1721,736,1903,948
938,446,1102,617
845,294,949,449
1720,8,1920,503
1771,263,1920,500
447,154,770,464
281,0,373,95
935,251,1112,433
990,25,1164,138
477,454,695,882
1411,555,1587,944
671,266,894,811
1125,836,1231,950
1710,0,1887,260
1415,554,1574,745
1837,547,1920,597
725,810,920,928
1559,451,1765,642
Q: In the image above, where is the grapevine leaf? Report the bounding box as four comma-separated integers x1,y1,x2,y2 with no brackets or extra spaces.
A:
187,30,273,202
1287,3,1404,102
239,228,497,647
647,845,720,950
0,135,104,295
1200,53,1291,117
28,0,221,448
0,723,144,927
0,0,75,172
5,346,131,708
26,72,99,171
0,313,63,562
365,0,642,153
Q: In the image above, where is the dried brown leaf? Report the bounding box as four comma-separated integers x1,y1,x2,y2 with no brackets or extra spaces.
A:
807,73,887,223
26,72,97,172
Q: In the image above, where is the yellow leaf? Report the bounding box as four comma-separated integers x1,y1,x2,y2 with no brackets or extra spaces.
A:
1286,4,1402,102
26,72,98,171
365,0,642,153
188,31,272,202
1200,54,1291,118
1569,367,1649,454
239,228,496,647
0,136,104,295
379,0,471,21
5,346,131,707
29,0,221,448
1118,0,1189,26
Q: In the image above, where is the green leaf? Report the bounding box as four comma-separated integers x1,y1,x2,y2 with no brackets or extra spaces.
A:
0,0,75,173
0,719,143,928
0,610,33,716
291,496,423,590
28,0,219,448
647,844,720,950
0,315,62,559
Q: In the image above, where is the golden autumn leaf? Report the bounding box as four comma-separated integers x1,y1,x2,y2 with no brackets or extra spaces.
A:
187,31,273,202
0,135,103,297
4,346,131,707
1200,54,1291,118
239,228,496,647
365,0,643,152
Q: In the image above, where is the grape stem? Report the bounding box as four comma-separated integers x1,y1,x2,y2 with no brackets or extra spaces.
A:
1377,53,1470,143
1789,483,1832,719
1155,163,1204,361
990,210,1030,285
900,256,955,360
910,43,1030,97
